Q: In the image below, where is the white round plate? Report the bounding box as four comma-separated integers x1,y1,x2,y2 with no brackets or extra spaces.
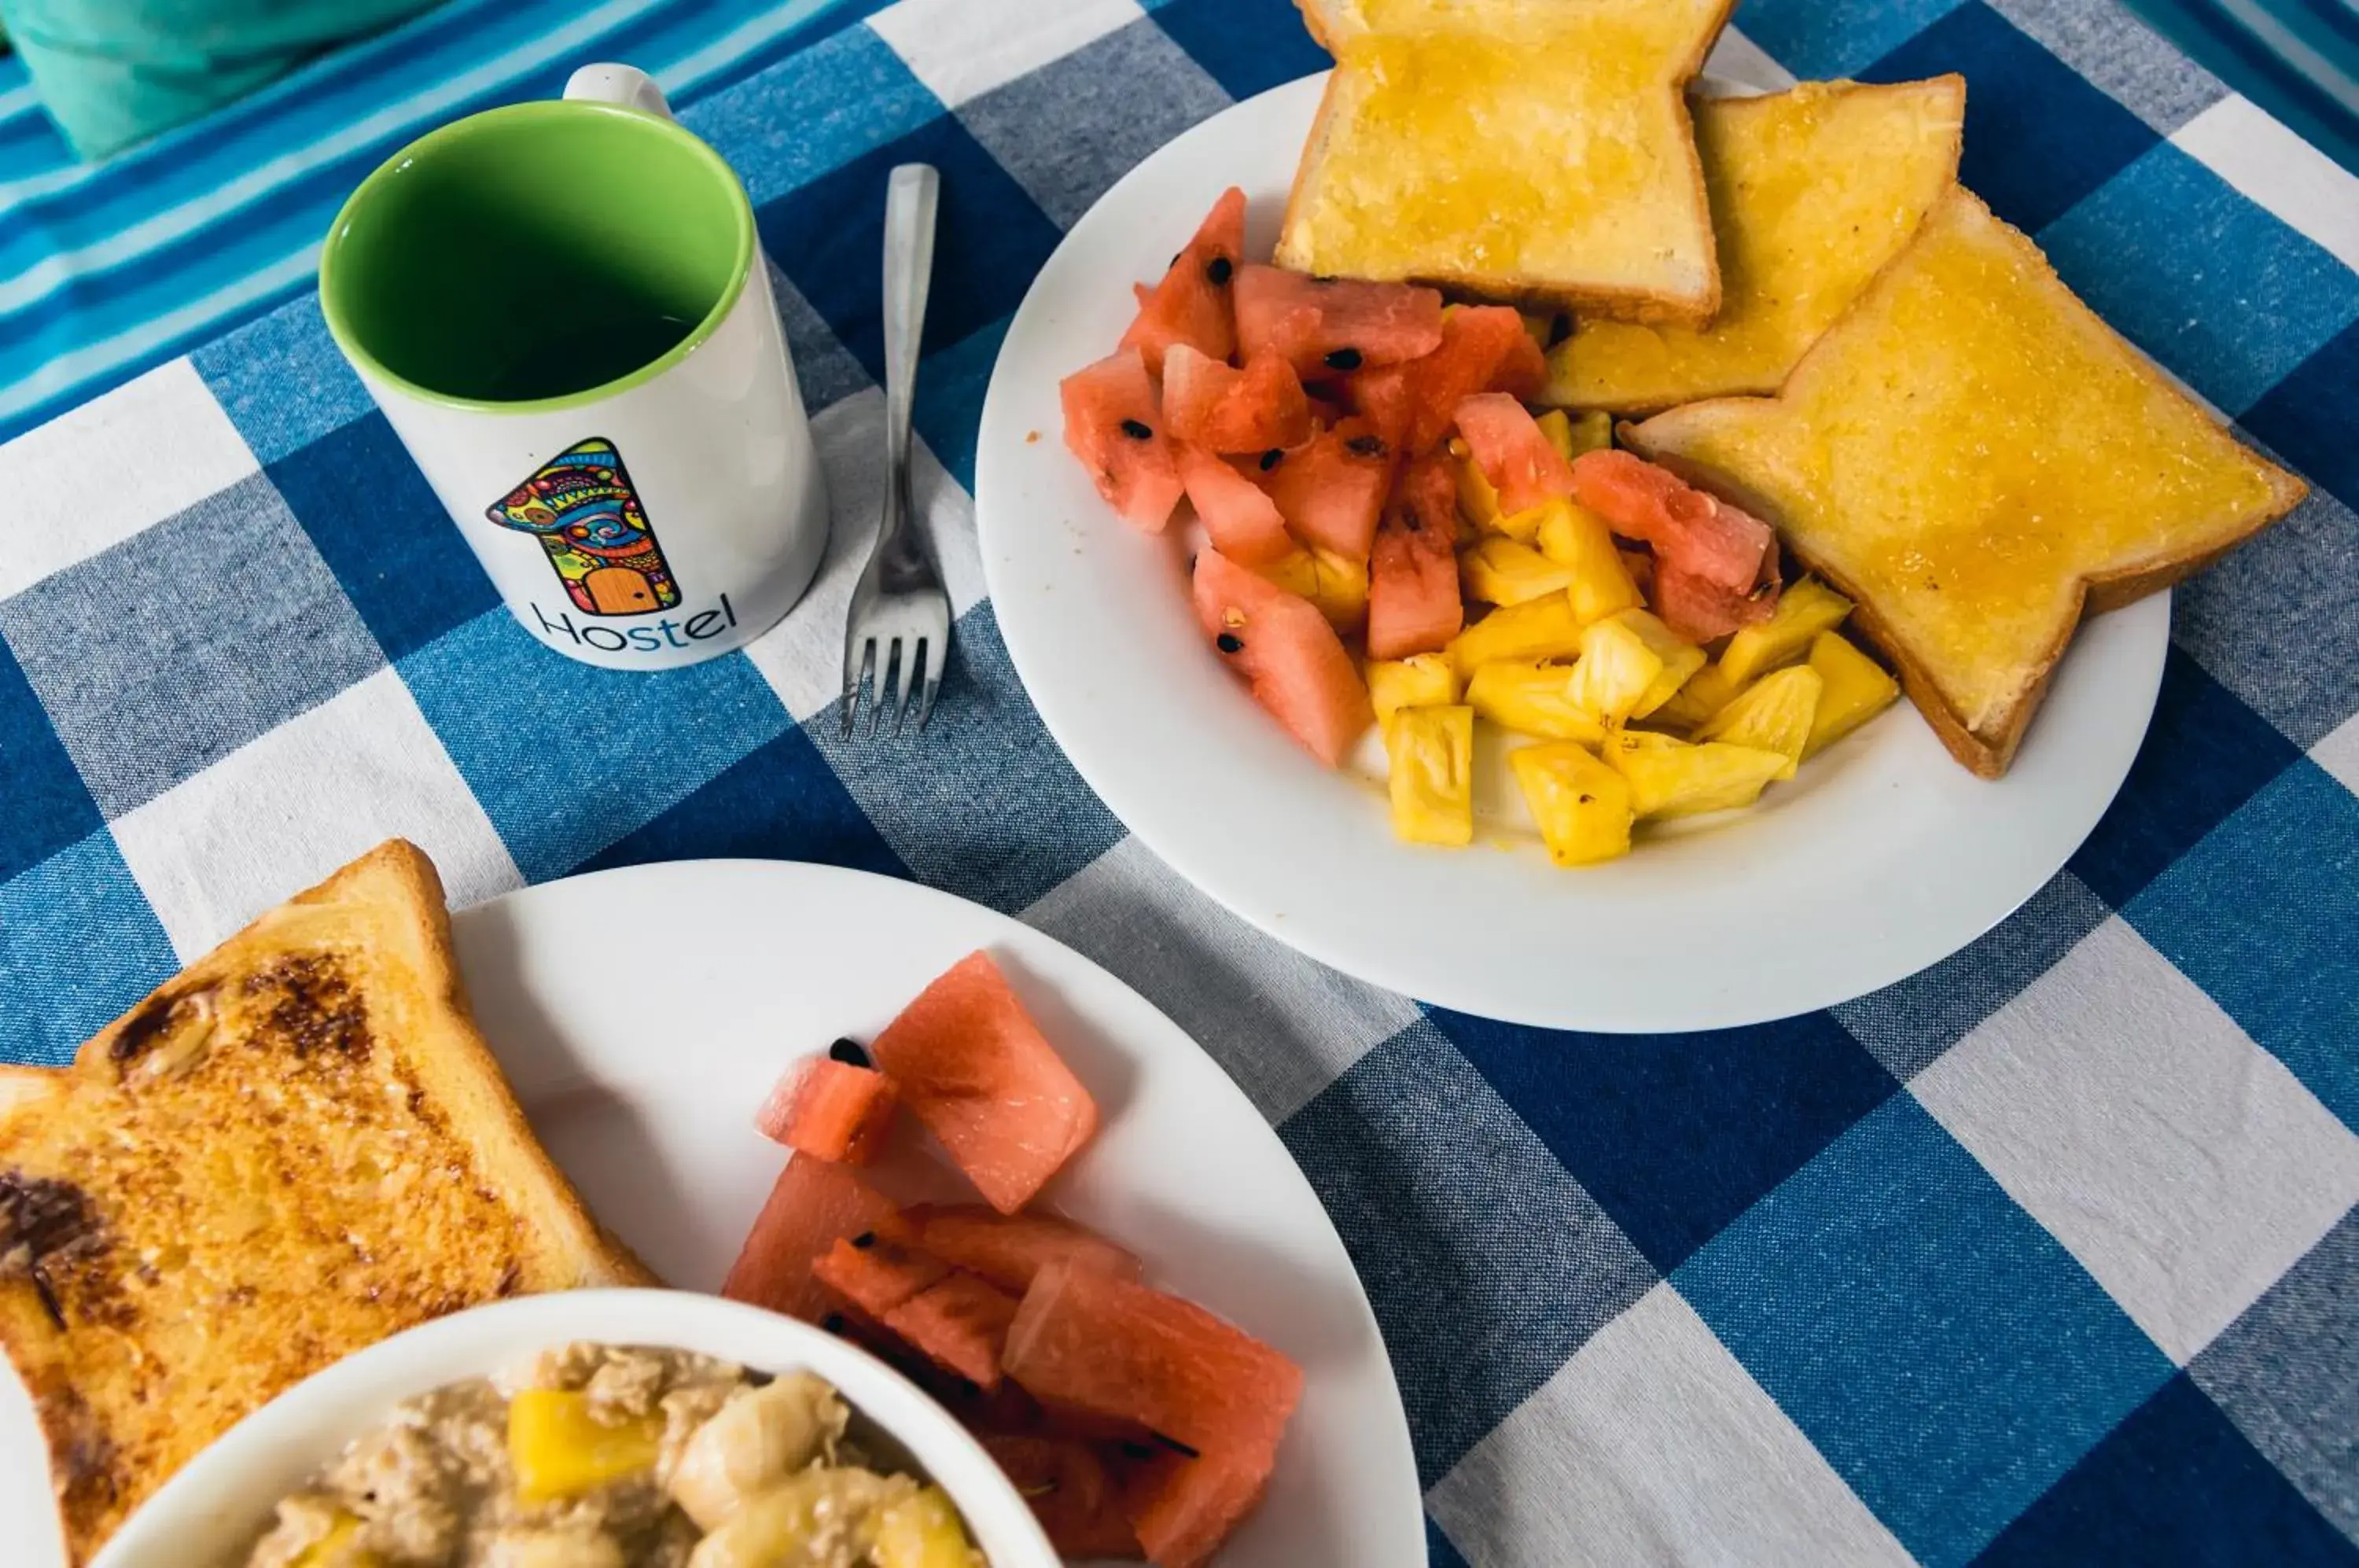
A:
3,860,1419,1568
973,71,2165,1032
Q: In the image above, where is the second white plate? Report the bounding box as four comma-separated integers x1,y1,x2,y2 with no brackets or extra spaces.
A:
973,72,2164,1032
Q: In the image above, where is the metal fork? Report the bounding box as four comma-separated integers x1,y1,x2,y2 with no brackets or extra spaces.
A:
841,163,948,736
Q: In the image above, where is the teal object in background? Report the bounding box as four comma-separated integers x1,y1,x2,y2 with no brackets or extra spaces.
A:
2121,0,2359,177
0,0,443,158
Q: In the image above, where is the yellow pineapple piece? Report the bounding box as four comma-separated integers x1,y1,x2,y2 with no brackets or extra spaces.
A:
1387,705,1474,846
1367,653,1461,726
509,1389,664,1504
1452,440,1501,529
1255,547,1367,634
1466,660,1605,742
1565,409,1614,458
1696,664,1823,779
1448,594,1585,677
1802,631,1901,758
1649,661,1747,732
1566,615,1664,727
1719,576,1855,684
1603,608,1706,717
1533,407,1576,465
1603,731,1789,818
871,1486,978,1568
1534,501,1644,625
1521,310,1559,352
1510,742,1634,866
1461,536,1576,605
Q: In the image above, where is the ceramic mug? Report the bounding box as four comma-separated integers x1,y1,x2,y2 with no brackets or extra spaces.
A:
318,64,826,669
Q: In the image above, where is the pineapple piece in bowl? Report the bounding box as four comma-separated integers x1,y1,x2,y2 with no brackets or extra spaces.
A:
1603,731,1788,818
1387,705,1474,846
1367,653,1461,725
1802,631,1901,758
1467,660,1604,742
1697,664,1824,779
1509,742,1633,866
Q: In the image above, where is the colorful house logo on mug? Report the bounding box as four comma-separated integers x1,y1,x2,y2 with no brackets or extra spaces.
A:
487,438,680,615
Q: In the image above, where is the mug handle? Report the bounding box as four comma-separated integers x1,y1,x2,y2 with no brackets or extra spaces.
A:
564,62,674,120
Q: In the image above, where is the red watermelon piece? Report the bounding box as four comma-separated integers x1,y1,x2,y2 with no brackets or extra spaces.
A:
1401,306,1548,452
1002,1259,1306,1457
1122,1443,1278,1568
721,1157,899,1320
1232,264,1445,378
1366,455,1465,660
902,1203,1144,1294
1261,418,1394,561
1570,449,1774,593
1161,347,1312,455
1340,363,1418,452
1119,187,1246,375
1191,548,1374,767
811,1233,950,1316
883,1272,1023,1390
1653,558,1779,642
983,1436,1144,1560
1456,392,1577,514
1062,349,1185,533
870,951,1100,1214
755,1055,899,1165
1175,441,1292,565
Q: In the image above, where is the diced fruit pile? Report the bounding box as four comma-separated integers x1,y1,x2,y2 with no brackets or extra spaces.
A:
1059,189,1904,866
723,951,1303,1568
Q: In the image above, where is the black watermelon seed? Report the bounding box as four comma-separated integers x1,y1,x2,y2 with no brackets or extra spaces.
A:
1345,434,1386,458
829,1037,870,1067
1153,1431,1202,1459
1259,448,1283,471
1119,1442,1155,1460
1206,256,1234,285
1120,418,1154,440
850,1231,876,1250
822,1313,848,1334
1216,632,1244,653
1403,514,1423,533
1324,348,1364,370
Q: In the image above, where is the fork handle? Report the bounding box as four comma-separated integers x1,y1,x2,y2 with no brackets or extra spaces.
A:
881,164,939,528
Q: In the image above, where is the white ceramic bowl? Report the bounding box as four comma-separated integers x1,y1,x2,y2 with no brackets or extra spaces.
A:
91,1289,1061,1568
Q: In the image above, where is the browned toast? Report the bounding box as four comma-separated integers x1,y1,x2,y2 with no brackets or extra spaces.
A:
0,841,653,1563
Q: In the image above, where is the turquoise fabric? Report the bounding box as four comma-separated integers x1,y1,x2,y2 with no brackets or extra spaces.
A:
0,0,442,159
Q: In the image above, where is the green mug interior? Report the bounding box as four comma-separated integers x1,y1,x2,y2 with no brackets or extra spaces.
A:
321,101,754,410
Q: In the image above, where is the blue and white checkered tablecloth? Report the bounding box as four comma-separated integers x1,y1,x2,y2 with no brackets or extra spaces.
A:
3,1,2357,1562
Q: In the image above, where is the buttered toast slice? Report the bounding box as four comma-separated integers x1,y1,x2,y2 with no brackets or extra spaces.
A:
1278,0,1733,323
1545,76,1966,412
1628,188,2306,778
0,841,653,1564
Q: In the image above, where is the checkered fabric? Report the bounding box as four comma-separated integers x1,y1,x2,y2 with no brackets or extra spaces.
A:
2,0,2357,1561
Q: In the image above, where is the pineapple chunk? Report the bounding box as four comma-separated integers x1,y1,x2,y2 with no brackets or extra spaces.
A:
1802,631,1901,758
1448,594,1585,677
1650,661,1746,732
1534,502,1643,625
1460,537,1575,605
1719,577,1854,684
290,1514,379,1568
509,1389,664,1504
1386,705,1474,846
1466,660,1604,742
1520,311,1558,351
1564,408,1614,458
1367,653,1461,725
1603,731,1789,819
1696,665,1823,779
1452,440,1501,529
1602,608,1706,718
1566,615,1665,727
1490,503,1549,543
1533,407,1576,465
1510,742,1634,866
1254,547,1367,635
871,1485,978,1568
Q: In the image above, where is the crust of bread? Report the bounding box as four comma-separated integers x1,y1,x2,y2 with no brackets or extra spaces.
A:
1624,190,2307,778
3,841,654,1563
1277,0,1734,326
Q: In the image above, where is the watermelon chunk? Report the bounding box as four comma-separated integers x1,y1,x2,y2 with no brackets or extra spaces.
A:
983,1436,1143,1560
1367,455,1465,661
1261,418,1394,561
1456,393,1577,515
1123,1444,1276,1568
1341,363,1419,452
869,951,1100,1214
1192,548,1374,767
902,1203,1144,1294
1570,450,1774,593
811,1233,950,1316
1119,187,1246,375
1653,558,1779,642
1002,1259,1305,1457
755,1055,899,1165
721,1157,898,1320
1232,265,1445,378
1161,347,1312,455
1175,442,1293,566
1062,349,1185,532
883,1272,1023,1390
1400,306,1548,452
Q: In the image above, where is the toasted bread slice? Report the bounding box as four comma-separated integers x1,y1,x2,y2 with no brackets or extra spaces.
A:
1544,76,1966,413
1277,0,1734,324
1627,188,2306,777
0,841,653,1563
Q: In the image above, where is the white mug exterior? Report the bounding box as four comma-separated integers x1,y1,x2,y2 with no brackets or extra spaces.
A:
345,66,827,671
